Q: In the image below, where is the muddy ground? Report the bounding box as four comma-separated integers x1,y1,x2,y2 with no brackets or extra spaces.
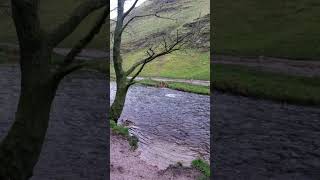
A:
0,65,108,180
110,133,202,180
213,91,320,180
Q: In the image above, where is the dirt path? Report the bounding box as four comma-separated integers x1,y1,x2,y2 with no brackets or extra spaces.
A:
111,134,202,180
0,42,108,60
130,76,210,86
0,65,108,179
214,55,320,77
213,91,320,179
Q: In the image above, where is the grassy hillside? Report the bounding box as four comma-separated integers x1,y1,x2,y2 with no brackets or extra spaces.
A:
0,0,106,49
119,0,210,48
112,0,210,81
112,49,210,80
214,0,320,59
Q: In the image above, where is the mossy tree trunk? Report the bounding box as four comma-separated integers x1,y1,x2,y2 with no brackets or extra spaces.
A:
110,75,130,121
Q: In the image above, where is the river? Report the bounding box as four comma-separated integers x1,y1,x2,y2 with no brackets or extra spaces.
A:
110,82,210,170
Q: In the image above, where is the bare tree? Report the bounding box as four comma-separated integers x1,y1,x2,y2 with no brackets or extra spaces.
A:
0,1,108,179
111,0,193,122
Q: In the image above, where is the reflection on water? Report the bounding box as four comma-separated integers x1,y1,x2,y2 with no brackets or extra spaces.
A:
110,82,210,169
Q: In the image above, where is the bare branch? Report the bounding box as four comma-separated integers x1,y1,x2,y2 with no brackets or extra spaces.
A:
62,8,108,65
55,61,88,80
48,0,107,47
121,13,175,35
125,31,191,77
128,57,147,84
122,0,139,19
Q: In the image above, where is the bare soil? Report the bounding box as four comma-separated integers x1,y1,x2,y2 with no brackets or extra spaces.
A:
110,133,202,180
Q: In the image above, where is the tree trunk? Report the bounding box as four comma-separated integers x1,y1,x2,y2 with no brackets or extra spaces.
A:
0,46,60,179
110,78,129,123
0,77,59,179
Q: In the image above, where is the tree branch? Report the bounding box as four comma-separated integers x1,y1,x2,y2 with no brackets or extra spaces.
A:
128,57,147,84
122,0,139,19
120,13,175,35
48,0,107,47
62,8,108,65
54,61,88,80
125,32,189,76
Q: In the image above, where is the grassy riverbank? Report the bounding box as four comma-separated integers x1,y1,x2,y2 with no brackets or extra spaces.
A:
137,79,210,95
214,64,320,106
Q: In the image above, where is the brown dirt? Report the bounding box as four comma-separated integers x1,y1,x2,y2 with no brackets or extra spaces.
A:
110,133,202,180
214,55,320,77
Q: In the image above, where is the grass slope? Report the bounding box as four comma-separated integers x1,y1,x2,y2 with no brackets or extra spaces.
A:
214,0,320,59
119,0,210,46
110,0,210,82
0,0,106,49
112,49,210,80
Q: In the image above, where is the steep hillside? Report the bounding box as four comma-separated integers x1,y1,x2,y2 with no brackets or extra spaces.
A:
0,0,106,49
214,0,320,59
116,0,210,51
112,0,210,81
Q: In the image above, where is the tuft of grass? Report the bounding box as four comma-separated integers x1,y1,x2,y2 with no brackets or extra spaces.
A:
110,120,139,149
214,64,320,106
128,135,139,150
110,120,129,137
138,79,210,95
191,159,210,178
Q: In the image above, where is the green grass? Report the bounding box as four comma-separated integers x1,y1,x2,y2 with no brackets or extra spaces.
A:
110,120,129,137
117,0,210,45
138,79,210,95
214,0,320,59
191,159,210,178
214,64,320,105
110,120,139,150
112,50,210,81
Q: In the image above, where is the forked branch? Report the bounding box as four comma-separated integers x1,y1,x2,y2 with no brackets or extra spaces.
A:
63,8,108,65
126,31,190,77
49,0,107,47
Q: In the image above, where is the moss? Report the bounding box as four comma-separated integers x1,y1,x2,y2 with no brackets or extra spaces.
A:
191,159,210,178
110,120,129,137
110,120,139,149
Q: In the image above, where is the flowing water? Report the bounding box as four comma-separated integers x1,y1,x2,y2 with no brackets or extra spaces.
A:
0,65,108,179
110,82,210,170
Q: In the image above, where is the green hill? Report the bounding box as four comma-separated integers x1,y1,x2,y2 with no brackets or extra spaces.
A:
112,0,210,81
214,0,320,59
0,0,106,49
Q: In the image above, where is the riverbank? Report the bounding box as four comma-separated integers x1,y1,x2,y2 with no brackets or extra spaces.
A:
111,133,203,180
110,82,210,175
214,63,320,106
